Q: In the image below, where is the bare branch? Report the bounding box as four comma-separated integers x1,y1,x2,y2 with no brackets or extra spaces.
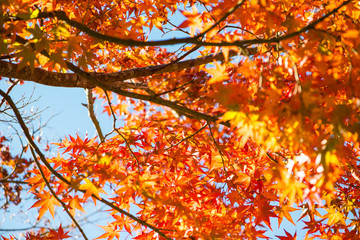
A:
85,89,104,141
0,179,28,184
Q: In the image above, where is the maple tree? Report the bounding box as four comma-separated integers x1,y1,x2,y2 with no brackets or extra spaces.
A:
1,0,360,239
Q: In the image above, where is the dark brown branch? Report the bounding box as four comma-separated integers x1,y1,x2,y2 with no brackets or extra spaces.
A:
65,63,229,126
3,1,351,47
1,89,88,239
3,35,237,127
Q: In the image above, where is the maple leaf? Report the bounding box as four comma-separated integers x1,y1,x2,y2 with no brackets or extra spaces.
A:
276,205,298,226
1,236,16,240
30,191,61,220
48,224,71,239
255,199,278,230
14,44,37,72
26,168,49,193
62,195,86,215
205,61,230,84
179,6,203,36
95,222,121,240
98,155,112,165
323,208,345,226
112,214,133,234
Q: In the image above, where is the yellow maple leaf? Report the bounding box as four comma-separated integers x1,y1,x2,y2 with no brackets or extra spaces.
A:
323,208,345,226
79,178,106,200
98,155,112,165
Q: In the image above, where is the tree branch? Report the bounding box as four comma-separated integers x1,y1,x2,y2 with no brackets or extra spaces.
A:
2,35,238,127
0,179,28,184
0,48,256,89
3,0,351,47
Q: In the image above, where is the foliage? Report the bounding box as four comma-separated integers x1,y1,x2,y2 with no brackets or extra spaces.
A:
1,0,360,239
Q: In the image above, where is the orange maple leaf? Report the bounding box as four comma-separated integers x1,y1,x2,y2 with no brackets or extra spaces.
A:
205,61,229,84
112,214,133,234
276,205,298,226
179,6,203,36
62,195,86,215
30,191,61,219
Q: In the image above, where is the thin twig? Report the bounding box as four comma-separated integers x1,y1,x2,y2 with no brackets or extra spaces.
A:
0,79,19,109
197,0,245,38
207,123,246,197
12,35,233,127
156,78,197,97
0,144,27,182
0,179,28,185
165,123,208,151
149,45,201,76
102,90,141,174
208,123,228,174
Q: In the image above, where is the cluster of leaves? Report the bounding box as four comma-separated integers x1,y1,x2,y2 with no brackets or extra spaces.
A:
1,0,360,239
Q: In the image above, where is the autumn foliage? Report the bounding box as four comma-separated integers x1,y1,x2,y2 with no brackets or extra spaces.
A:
1,0,360,239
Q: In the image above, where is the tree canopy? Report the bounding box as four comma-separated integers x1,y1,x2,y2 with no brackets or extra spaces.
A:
1,0,360,239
